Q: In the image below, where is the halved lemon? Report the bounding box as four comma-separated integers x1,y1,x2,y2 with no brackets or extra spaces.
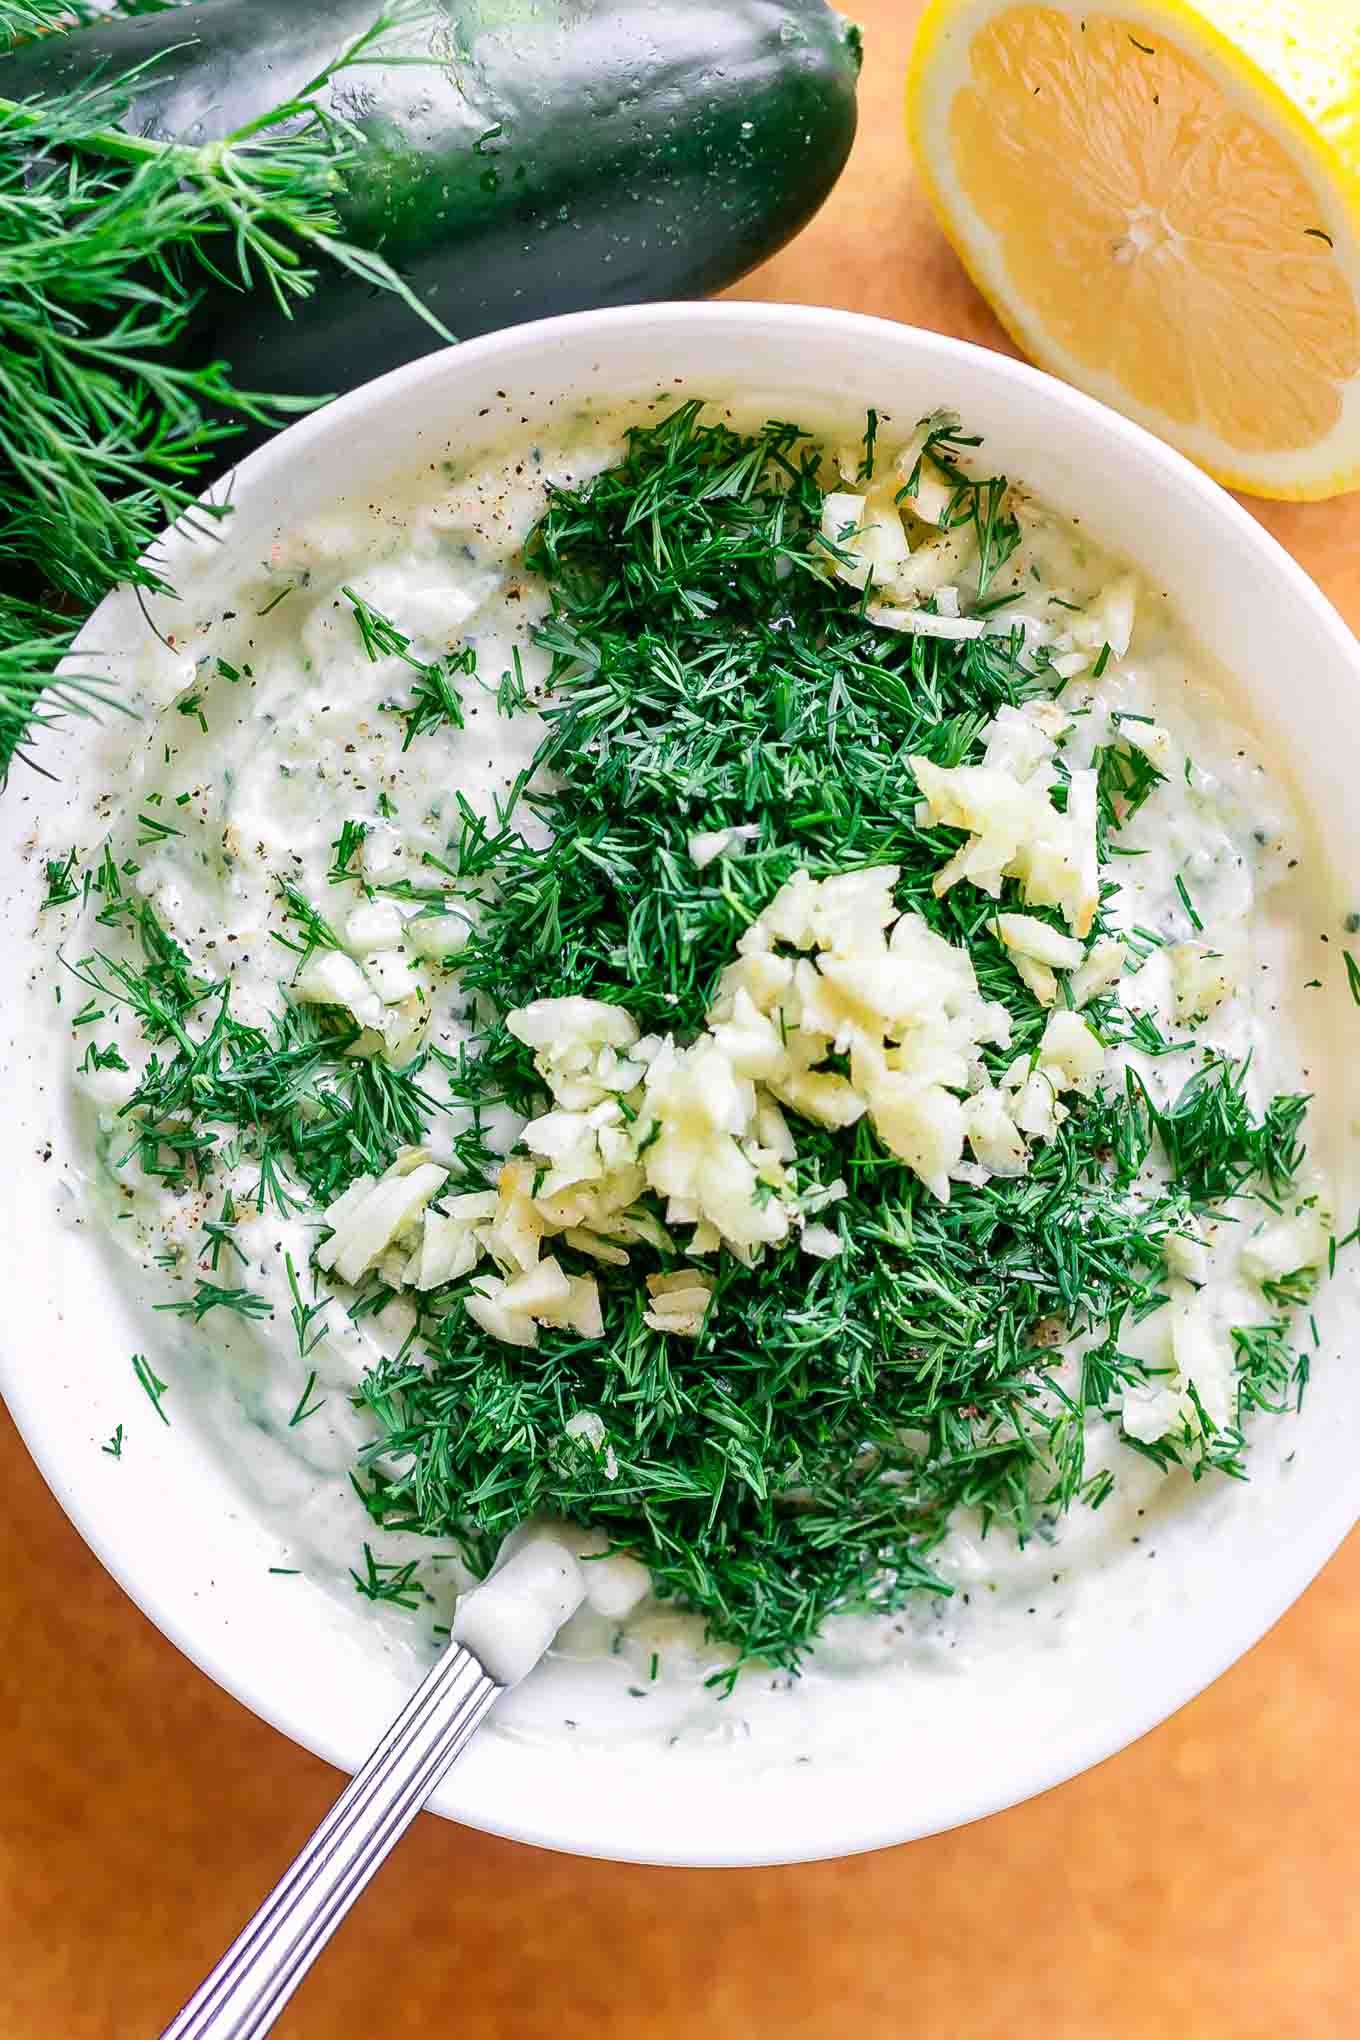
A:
907,0,1360,498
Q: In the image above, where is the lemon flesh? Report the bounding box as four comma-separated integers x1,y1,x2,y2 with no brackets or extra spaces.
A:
908,0,1360,497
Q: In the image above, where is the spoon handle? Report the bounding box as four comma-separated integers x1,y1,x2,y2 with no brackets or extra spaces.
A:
160,1644,500,2040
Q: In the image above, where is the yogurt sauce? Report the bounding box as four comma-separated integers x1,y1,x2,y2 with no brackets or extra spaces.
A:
29,399,1346,1748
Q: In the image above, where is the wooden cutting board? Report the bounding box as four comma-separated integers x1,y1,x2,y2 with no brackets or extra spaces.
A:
4,4,1357,2034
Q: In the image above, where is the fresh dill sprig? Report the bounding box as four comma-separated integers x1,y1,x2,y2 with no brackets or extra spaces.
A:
41,848,80,909
285,1252,329,1360
79,1037,129,1074
496,647,529,717
72,892,439,1214
0,0,451,775
350,1543,425,1610
135,811,183,847
328,820,368,885
341,586,473,749
911,412,1022,599
1232,1320,1306,1417
156,1280,273,1323
1136,1057,1308,1205
273,883,341,965
288,1370,327,1428
1174,872,1204,933
202,1189,246,1271
1095,736,1166,841
856,405,879,483
130,1350,169,1423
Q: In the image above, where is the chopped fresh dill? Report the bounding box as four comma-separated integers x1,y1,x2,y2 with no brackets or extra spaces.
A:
70,888,441,1214
285,1253,329,1360
1095,737,1165,841
67,400,1329,1681
328,821,368,886
131,1351,169,1424
1124,1011,1179,1058
916,414,1021,599
1135,1057,1307,1206
136,811,183,846
342,586,474,749
332,403,1322,1674
156,1281,272,1323
496,647,529,717
202,1189,246,1272
79,1038,128,1074
1174,873,1204,933
351,1544,425,1610
272,883,341,965
288,1369,327,1427
343,585,417,662
856,406,879,483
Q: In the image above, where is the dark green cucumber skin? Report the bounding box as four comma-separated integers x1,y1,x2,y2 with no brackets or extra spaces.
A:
3,0,860,397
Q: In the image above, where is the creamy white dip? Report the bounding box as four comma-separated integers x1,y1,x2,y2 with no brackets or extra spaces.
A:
29,399,1344,1742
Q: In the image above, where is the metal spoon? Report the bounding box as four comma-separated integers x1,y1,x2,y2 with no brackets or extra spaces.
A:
161,1534,585,2039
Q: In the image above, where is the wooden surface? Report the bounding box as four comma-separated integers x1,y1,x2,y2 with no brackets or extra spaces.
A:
6,4,1360,2035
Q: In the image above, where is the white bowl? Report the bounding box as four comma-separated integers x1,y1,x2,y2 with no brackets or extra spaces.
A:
5,303,1360,1867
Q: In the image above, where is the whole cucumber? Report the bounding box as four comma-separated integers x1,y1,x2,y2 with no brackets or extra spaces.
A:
2,0,861,397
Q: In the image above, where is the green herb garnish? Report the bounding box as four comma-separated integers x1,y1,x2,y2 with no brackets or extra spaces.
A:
0,0,450,776
203,1189,246,1272
67,400,1327,1681
856,405,879,483
914,413,1021,599
1174,873,1204,933
156,1281,273,1324
350,1544,425,1610
72,891,437,1213
41,849,80,909
131,1351,169,1423
328,820,368,885
285,1253,329,1360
